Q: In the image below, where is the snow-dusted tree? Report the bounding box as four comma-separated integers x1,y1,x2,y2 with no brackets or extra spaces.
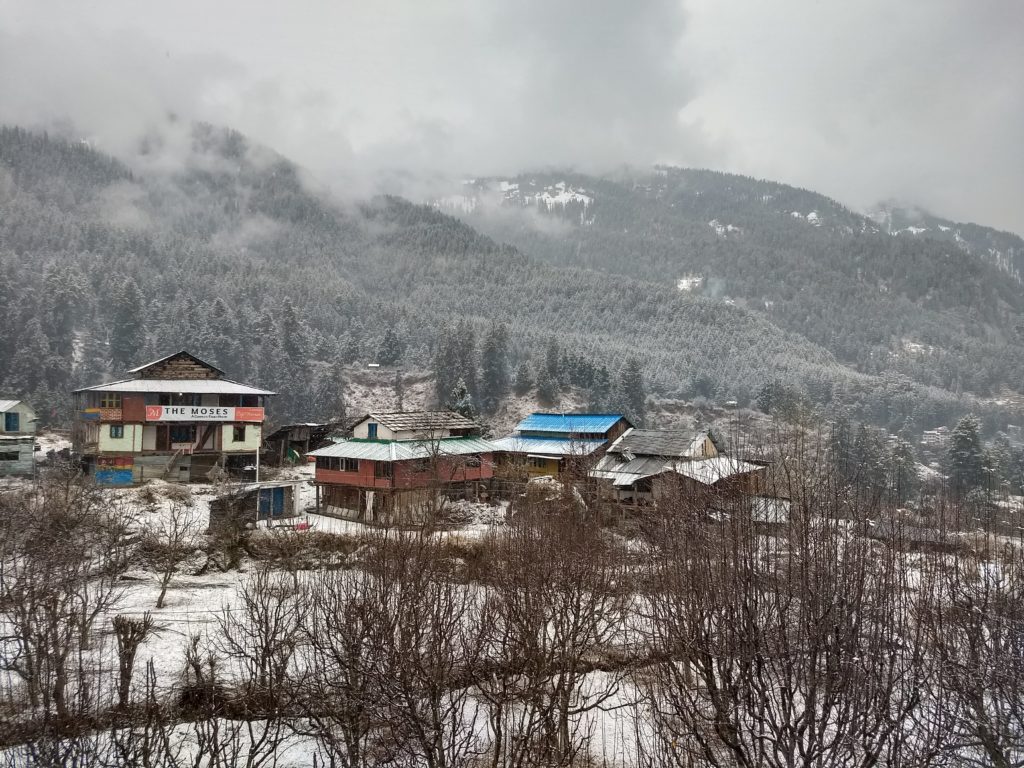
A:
480,323,510,414
612,356,646,426
109,278,146,368
946,415,988,496
449,377,476,419
512,360,533,397
378,327,406,366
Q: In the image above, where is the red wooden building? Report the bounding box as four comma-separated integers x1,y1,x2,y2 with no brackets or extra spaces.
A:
309,411,496,522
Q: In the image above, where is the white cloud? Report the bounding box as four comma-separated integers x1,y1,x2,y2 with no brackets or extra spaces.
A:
0,0,1020,232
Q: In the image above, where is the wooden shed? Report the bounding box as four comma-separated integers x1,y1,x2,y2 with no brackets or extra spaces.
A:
208,481,303,530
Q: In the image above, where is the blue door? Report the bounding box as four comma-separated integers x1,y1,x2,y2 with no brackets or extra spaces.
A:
258,487,286,518
4,413,19,432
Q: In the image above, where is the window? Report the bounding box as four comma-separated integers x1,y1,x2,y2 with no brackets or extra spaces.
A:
465,456,482,468
232,425,246,442
0,450,18,461
367,422,378,439
316,456,337,471
99,393,122,409
316,457,358,472
109,425,124,439
170,425,195,444
374,461,392,478
4,413,19,432
411,459,430,473
530,456,550,469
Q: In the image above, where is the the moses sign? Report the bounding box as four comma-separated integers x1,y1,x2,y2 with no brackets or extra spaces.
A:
144,406,264,422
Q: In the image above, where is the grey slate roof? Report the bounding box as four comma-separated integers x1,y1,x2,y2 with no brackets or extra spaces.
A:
359,411,478,433
607,428,724,459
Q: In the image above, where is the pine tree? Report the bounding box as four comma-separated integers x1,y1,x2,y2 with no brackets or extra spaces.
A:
312,357,348,422
588,364,612,411
449,378,476,419
536,367,558,407
513,360,534,396
480,323,510,414
378,327,405,366
946,415,987,496
109,278,145,368
612,357,646,426
889,437,920,504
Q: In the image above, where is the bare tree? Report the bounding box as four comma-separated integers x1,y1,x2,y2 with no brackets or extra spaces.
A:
479,505,630,767
144,498,202,609
638,479,932,768
111,613,157,712
364,528,487,768
0,468,135,737
919,538,1024,768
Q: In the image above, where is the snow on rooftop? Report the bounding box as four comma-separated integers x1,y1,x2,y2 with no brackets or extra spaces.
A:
677,275,704,292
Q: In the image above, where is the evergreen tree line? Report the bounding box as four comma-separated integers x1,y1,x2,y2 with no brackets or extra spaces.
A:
0,126,1018,437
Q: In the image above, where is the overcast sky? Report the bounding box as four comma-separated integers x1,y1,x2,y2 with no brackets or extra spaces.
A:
1,0,1021,233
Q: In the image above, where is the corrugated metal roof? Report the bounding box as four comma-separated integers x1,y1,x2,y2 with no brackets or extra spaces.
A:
675,456,763,485
359,411,478,432
514,412,625,434
591,454,764,487
591,454,672,484
490,435,605,457
309,436,496,462
0,399,22,413
73,378,275,395
127,350,223,375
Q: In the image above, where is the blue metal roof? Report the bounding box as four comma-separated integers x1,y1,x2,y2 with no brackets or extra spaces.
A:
514,412,625,434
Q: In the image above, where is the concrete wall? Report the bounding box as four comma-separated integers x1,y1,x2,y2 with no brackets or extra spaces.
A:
222,423,261,452
0,438,34,477
352,418,396,440
97,423,144,452
1,402,37,435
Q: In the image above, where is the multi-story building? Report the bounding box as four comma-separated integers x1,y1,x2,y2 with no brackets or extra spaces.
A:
0,398,38,477
491,412,632,478
309,411,495,522
72,351,274,484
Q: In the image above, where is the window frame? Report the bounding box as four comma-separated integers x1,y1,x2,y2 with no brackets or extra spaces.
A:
341,457,359,473
109,424,125,439
0,450,19,462
99,392,122,409
367,422,378,439
232,424,246,442
4,412,19,432
374,461,393,479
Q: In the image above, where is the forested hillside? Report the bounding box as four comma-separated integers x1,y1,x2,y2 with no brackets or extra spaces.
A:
443,170,1024,403
0,126,1017,435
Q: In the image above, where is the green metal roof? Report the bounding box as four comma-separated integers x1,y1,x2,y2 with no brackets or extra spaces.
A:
308,436,496,462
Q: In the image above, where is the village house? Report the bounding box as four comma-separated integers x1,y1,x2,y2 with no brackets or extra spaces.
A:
265,421,346,464
309,411,495,522
0,398,38,477
72,351,274,485
589,427,768,504
491,412,632,478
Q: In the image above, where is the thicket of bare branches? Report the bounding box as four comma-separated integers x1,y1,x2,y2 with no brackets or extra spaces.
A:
1,452,1022,767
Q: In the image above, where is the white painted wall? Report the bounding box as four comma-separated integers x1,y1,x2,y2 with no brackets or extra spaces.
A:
98,423,143,452
222,423,261,452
